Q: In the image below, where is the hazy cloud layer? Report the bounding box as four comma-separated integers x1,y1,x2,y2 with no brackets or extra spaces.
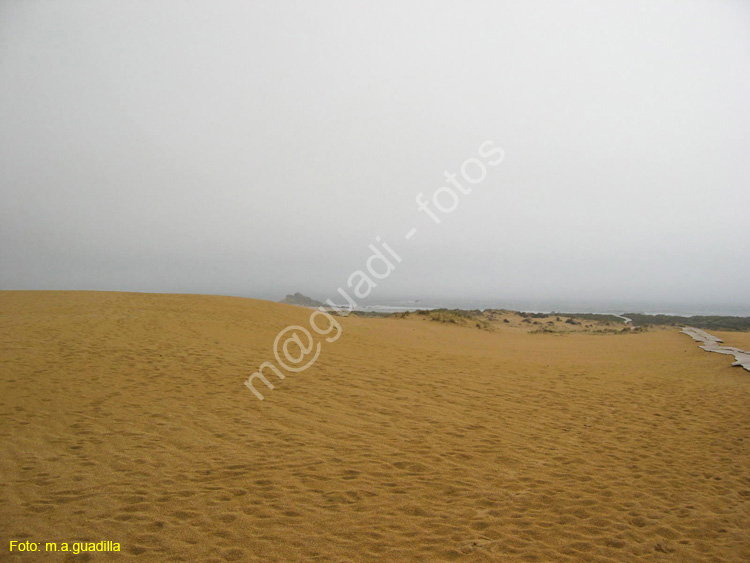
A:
1,1,748,311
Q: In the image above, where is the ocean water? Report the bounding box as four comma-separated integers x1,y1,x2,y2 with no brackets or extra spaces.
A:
341,299,750,317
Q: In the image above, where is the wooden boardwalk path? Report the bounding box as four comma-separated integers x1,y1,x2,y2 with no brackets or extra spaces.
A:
681,327,750,371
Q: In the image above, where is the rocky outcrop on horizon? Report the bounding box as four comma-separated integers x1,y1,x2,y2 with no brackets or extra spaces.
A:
280,292,324,308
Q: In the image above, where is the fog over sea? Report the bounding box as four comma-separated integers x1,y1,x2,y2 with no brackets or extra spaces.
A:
338,299,750,317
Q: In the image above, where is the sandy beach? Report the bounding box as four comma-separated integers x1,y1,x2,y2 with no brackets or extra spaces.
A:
2,291,749,562
3,1,749,560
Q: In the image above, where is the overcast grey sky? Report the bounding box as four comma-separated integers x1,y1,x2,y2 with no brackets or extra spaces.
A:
1,1,748,311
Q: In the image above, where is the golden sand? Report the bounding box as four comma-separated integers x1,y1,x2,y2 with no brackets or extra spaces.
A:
2,291,749,562
713,331,750,351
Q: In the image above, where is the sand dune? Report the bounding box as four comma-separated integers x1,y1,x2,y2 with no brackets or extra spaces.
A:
2,291,749,562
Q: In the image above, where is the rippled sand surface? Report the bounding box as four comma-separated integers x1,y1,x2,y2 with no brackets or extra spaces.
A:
2,291,749,562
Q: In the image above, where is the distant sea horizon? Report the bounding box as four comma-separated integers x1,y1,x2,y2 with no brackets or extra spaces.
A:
332,299,750,318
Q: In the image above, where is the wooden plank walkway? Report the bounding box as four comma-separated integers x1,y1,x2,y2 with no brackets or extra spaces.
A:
681,327,750,371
